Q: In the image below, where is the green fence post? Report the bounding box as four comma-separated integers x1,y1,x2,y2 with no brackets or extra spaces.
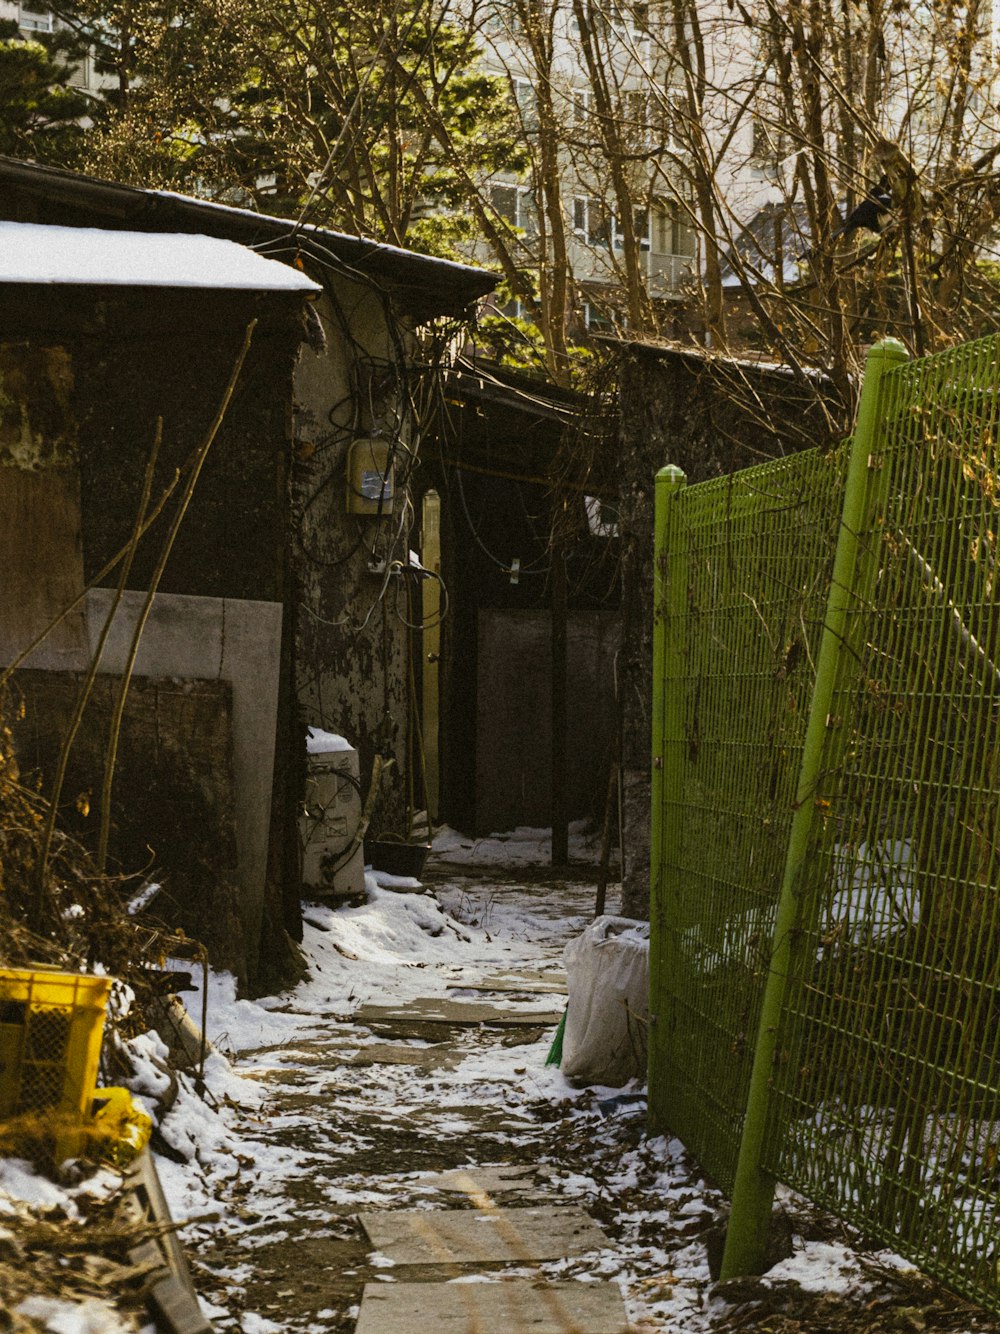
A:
649,464,687,1132
721,339,910,1279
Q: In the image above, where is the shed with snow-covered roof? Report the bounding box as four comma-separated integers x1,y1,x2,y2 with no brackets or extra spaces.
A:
0,213,322,993
0,160,497,995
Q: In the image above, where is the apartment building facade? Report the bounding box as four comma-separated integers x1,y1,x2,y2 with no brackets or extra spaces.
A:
471,0,784,332
0,0,110,95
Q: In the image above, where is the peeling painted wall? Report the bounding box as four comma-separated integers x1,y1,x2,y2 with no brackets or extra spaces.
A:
291,277,415,838
0,343,76,470
0,341,87,667
13,670,245,979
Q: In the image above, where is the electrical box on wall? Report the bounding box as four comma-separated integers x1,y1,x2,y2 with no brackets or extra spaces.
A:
346,437,395,515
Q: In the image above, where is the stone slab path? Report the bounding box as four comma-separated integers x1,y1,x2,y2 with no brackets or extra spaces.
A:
351,951,631,1332
188,871,634,1333
357,1203,608,1265
354,1280,631,1334
352,998,566,1030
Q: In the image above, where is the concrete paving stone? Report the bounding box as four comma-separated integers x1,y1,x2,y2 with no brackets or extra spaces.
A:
355,1279,632,1334
499,1028,550,1047
446,972,567,996
346,1043,461,1071
353,998,564,1030
358,1205,608,1265
411,1165,550,1197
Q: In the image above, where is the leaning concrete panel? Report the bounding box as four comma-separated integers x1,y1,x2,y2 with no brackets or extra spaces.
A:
356,1280,631,1334
83,588,282,958
358,1206,607,1265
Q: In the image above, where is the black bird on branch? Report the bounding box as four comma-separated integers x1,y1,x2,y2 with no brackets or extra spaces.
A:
831,175,893,240
798,175,894,266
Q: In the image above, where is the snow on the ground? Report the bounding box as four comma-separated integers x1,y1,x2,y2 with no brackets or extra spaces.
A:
432,820,610,866
0,843,919,1333
0,1160,150,1334
0,1158,122,1218
136,859,909,1332
14,1295,154,1334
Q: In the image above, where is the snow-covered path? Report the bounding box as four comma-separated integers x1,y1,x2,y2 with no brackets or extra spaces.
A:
134,849,965,1334
145,864,724,1331
2,841,996,1333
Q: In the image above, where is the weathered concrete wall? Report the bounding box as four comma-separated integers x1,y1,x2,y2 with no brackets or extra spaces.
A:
83,590,282,971
6,590,283,975
291,279,414,838
69,293,299,605
617,344,840,918
476,610,619,834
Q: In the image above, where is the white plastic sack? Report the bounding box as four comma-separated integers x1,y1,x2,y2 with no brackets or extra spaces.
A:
560,915,649,1087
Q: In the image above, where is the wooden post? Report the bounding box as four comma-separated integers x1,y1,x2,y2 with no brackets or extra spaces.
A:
421,490,442,823
551,540,569,865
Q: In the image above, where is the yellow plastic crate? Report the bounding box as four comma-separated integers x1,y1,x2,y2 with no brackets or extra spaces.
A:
0,969,111,1160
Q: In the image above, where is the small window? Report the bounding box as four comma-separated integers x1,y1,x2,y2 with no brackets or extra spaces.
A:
613,207,651,251
623,89,647,135
583,301,615,331
652,199,696,258
483,1,520,34
573,197,612,247
491,183,519,225
490,182,537,239
19,4,53,30
751,116,784,177
512,77,538,130
584,495,620,538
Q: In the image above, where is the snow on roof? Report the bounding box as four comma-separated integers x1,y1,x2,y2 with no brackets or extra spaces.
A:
0,220,321,292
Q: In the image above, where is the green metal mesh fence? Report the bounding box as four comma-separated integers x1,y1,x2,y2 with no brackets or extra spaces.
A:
650,333,1000,1309
766,335,1000,1303
649,447,846,1191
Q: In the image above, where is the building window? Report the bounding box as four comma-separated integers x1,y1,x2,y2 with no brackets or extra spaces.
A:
583,300,615,331
573,88,593,125
573,196,612,247
573,1,651,41
18,4,54,30
511,76,538,130
490,182,538,239
610,0,650,37
613,207,651,251
750,116,785,178
659,88,687,153
622,90,652,149
652,199,695,257
483,1,521,36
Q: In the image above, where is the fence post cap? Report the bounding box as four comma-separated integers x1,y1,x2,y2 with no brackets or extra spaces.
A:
866,338,909,367
656,464,687,489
